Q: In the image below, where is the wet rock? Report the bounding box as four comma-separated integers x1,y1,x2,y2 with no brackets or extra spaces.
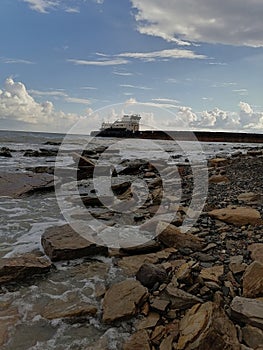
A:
0,253,51,284
23,149,40,157
111,181,131,195
156,222,206,251
26,166,54,174
209,174,229,184
208,206,262,226
136,263,168,289
242,261,263,298
0,172,54,198
120,240,161,255
41,224,108,261
231,296,263,329
0,301,19,346
0,147,12,157
242,325,263,349
123,329,151,350
81,195,113,207
247,149,262,156
102,279,148,323
118,159,148,175
178,302,240,350
248,243,263,263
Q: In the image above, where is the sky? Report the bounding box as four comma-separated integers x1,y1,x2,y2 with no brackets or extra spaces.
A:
0,0,263,133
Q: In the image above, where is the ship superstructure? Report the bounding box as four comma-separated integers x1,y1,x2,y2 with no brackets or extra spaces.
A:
100,114,141,133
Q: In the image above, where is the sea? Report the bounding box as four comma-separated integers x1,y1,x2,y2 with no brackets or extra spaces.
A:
0,129,261,349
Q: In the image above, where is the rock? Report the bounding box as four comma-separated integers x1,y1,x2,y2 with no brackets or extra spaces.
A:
102,279,148,323
150,298,170,313
118,160,148,175
237,192,260,203
26,166,54,174
159,334,174,350
151,325,166,345
0,253,51,284
230,296,263,329
242,261,263,298
200,265,224,282
248,243,263,263
135,312,160,330
120,240,161,255
209,174,229,184
81,195,113,207
0,301,19,346
208,206,262,226
41,294,97,320
41,224,108,261
242,325,263,349
23,149,40,157
0,147,12,157
123,329,151,350
156,222,206,251
247,149,262,156
136,263,168,289
161,283,203,310
0,172,54,198
178,302,240,350
208,158,229,167
229,256,247,274
111,181,131,195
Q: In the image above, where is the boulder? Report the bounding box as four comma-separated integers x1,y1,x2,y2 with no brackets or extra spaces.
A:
156,222,206,251
242,325,263,349
41,224,108,261
242,261,263,298
208,206,262,226
230,296,263,329
136,263,168,289
0,147,12,157
0,172,54,198
178,302,240,350
248,243,263,263
102,279,148,323
0,253,51,284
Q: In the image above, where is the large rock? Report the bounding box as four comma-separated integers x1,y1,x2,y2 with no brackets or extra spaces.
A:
248,243,263,263
177,302,240,350
41,224,108,261
0,172,54,198
136,263,168,289
0,253,51,284
242,325,263,349
123,329,151,350
156,222,205,251
230,296,263,329
102,279,148,323
208,206,262,226
0,147,12,157
237,192,260,203
242,261,263,298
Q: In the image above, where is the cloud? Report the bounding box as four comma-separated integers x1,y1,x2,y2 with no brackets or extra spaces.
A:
29,89,67,97
131,0,263,47
65,7,80,13
0,57,35,64
68,58,129,66
152,98,180,104
0,78,81,132
65,97,91,105
120,84,152,90
23,0,59,13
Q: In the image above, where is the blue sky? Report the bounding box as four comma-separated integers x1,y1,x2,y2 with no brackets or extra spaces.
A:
0,0,263,133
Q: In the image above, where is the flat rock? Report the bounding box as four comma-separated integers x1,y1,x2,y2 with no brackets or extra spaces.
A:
41,224,108,261
208,206,262,226
238,192,261,203
123,329,151,350
231,296,263,329
0,172,54,198
136,263,168,289
242,325,263,349
209,174,230,184
208,158,229,167
0,253,51,284
178,302,240,350
156,222,205,251
102,279,148,323
135,312,160,330
229,255,247,274
200,265,224,282
248,243,263,263
242,261,263,298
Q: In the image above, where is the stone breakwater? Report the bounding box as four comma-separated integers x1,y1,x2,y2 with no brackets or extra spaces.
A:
0,145,263,349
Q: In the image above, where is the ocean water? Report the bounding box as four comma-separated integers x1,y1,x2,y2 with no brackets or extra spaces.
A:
0,129,261,349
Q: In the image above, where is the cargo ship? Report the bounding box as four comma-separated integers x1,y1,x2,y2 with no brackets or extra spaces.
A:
90,114,263,143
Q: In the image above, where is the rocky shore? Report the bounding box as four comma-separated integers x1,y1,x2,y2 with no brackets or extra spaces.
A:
0,144,263,349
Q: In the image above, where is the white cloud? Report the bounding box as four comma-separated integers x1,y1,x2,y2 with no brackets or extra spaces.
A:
120,84,152,90
23,0,59,13
68,58,129,66
131,0,263,47
29,89,67,97
65,97,91,105
0,78,81,132
65,7,80,13
152,98,180,104
0,57,35,64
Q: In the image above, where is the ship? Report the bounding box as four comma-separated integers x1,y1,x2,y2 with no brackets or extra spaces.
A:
90,114,263,143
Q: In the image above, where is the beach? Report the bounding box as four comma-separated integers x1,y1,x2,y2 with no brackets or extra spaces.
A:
0,130,263,349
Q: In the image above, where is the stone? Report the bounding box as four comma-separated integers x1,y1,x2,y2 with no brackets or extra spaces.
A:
230,296,263,329
208,158,229,167
229,256,247,274
0,147,12,157
200,265,224,282
247,149,262,156
120,240,161,255
135,312,160,330
136,263,168,289
41,224,108,261
150,298,170,312
178,302,240,350
0,301,19,347
248,243,263,263
102,279,148,323
156,222,205,251
151,325,166,345
159,334,174,350
242,261,263,298
238,192,260,203
123,330,151,350
0,172,54,198
242,325,263,349
209,174,229,184
208,206,262,226
161,283,203,310
0,253,51,284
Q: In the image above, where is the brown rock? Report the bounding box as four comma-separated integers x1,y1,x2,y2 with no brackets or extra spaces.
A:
229,256,247,274
0,253,51,284
242,325,263,349
209,174,230,184
231,296,263,329
208,158,229,167
243,261,263,298
208,206,262,226
237,192,260,203
150,298,170,312
0,301,19,347
123,330,151,350
160,334,174,350
248,243,263,263
178,302,240,350
156,222,205,251
41,224,108,261
200,265,224,283
135,312,160,330
102,279,148,323
136,263,167,289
